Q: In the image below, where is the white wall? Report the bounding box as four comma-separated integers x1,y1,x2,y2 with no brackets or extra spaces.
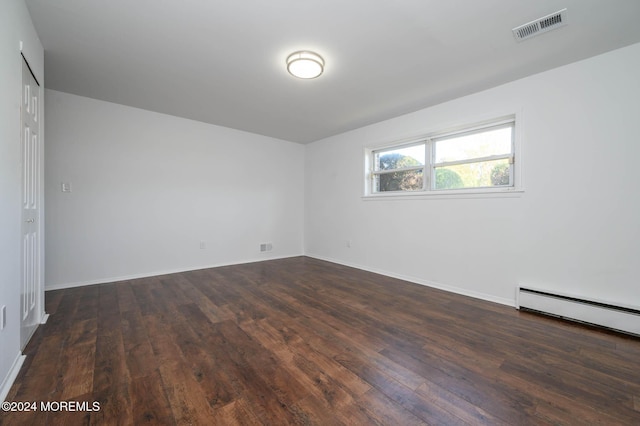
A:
0,0,44,401
45,90,304,289
305,42,640,308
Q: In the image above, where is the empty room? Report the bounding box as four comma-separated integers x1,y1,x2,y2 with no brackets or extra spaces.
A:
1,0,640,424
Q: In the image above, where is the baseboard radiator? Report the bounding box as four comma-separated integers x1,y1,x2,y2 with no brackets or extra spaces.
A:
517,287,640,336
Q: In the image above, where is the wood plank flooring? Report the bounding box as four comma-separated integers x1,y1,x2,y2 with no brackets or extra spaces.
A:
2,256,640,425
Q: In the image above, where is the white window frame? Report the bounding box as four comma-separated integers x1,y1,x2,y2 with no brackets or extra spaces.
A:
364,115,523,199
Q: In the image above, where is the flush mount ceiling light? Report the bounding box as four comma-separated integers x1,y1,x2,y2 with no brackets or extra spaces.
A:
286,51,324,79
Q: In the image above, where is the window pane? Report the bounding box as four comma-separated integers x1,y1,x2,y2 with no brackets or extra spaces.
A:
434,125,512,163
375,144,425,171
375,169,423,192
434,158,511,190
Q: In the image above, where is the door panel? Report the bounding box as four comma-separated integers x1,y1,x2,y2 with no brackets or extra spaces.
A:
21,58,40,349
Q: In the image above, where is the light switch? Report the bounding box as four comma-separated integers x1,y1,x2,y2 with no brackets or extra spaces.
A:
61,182,72,193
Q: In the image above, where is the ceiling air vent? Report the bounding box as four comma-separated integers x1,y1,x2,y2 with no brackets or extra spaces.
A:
512,8,567,42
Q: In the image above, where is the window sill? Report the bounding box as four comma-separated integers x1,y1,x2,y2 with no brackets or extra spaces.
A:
362,187,524,201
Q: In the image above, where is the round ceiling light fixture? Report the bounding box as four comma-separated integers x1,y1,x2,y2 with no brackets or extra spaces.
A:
286,51,324,79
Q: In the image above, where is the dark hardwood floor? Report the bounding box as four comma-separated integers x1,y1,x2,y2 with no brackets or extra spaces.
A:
2,257,639,425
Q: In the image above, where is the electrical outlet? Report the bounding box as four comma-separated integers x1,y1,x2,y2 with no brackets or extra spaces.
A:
199,241,206,249
61,182,72,193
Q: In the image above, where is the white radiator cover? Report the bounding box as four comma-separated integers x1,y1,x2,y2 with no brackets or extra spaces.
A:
517,287,640,336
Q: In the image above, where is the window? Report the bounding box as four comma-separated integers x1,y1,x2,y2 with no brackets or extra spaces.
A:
373,143,425,192
367,117,517,196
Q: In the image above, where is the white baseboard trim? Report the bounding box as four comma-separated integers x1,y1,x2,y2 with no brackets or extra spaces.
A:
0,353,25,403
43,253,514,307
306,254,515,308
45,254,304,291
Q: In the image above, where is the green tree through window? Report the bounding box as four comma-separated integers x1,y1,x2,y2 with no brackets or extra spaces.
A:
435,168,464,189
378,153,423,191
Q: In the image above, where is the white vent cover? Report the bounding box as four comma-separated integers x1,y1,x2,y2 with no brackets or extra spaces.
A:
513,8,567,42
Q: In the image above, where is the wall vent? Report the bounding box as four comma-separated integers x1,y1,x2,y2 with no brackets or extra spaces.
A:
512,9,567,42
517,286,640,336
260,243,273,252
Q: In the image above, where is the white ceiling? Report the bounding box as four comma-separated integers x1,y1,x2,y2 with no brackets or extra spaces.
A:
25,0,640,143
